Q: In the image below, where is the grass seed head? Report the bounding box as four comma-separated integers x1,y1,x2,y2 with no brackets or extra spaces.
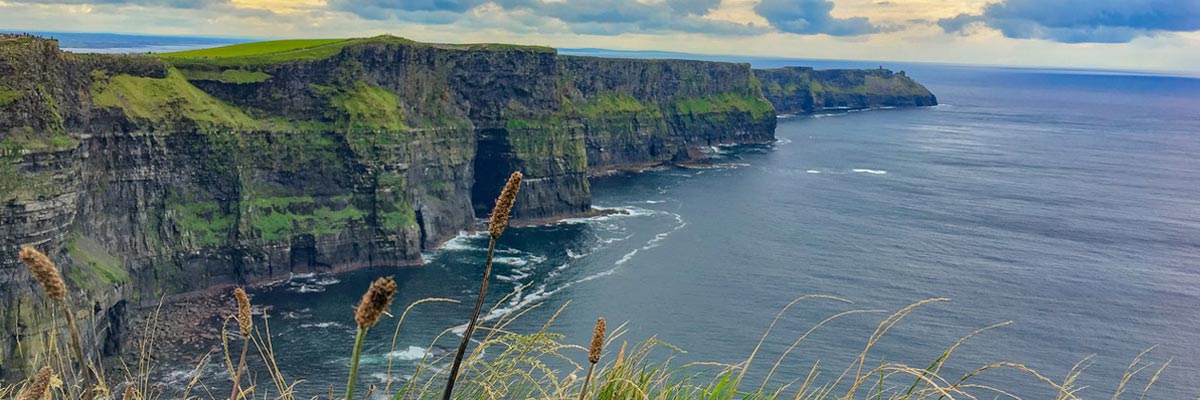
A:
589,317,606,364
19,247,66,302
234,287,253,336
18,366,52,400
355,276,397,329
488,171,523,239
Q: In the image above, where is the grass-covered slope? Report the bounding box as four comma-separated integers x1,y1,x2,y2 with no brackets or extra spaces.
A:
89,69,262,130
159,38,351,59
159,35,554,67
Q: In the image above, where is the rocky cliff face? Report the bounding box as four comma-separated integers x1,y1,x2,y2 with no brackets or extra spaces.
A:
0,35,937,376
755,66,937,115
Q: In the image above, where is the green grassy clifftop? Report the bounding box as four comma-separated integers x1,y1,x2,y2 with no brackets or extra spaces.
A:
755,66,938,115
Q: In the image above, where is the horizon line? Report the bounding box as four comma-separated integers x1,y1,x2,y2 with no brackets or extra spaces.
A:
6,28,1198,79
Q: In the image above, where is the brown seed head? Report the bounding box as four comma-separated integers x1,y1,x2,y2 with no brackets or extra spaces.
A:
233,288,253,337
588,317,606,364
488,171,523,239
354,276,397,329
19,247,66,302
18,366,52,400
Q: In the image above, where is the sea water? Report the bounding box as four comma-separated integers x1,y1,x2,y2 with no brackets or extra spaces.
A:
153,60,1199,398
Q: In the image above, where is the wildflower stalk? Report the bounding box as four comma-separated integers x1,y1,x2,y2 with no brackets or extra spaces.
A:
230,288,253,400
346,277,397,400
346,327,368,400
444,171,522,400
579,317,606,400
19,247,91,390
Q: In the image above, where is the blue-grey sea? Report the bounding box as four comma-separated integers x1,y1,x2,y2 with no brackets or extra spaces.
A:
37,33,1200,398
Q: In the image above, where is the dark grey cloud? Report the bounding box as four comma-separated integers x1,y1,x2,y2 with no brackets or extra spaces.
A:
939,0,1200,43
755,0,883,36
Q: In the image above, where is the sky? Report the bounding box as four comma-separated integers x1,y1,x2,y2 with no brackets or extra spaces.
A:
0,0,1197,72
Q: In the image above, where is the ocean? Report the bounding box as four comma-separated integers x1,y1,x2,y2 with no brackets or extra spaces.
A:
42,35,1200,398
188,62,1200,398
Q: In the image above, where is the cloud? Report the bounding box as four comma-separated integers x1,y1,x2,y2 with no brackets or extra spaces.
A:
939,0,1200,43
665,0,722,15
328,0,764,35
11,0,225,7
754,0,884,36
326,0,487,22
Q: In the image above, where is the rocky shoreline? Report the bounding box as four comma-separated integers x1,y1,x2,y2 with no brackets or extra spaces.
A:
109,205,634,366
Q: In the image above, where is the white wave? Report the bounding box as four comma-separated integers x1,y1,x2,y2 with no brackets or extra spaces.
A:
483,284,554,323
289,284,325,293
461,208,688,329
599,234,634,244
806,170,822,174
573,268,619,284
493,256,528,266
642,212,686,250
290,272,316,279
370,372,391,383
494,254,547,267
281,311,309,320
300,321,346,329
678,162,750,170
496,270,530,282
313,277,340,286
615,248,639,266
439,231,488,251
775,137,793,145
638,200,666,204
852,169,888,175
387,346,428,361
556,206,648,225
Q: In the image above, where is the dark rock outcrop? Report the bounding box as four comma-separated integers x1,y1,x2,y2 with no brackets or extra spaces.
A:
0,35,934,376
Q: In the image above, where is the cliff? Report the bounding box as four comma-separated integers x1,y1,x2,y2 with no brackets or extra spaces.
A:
755,66,937,115
0,35,931,376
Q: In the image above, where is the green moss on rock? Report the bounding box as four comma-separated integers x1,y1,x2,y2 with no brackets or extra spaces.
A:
325,81,407,132
239,195,367,242
674,92,774,122
179,68,272,84
167,200,236,248
90,69,261,130
0,85,19,107
65,233,129,285
577,93,662,118
376,172,417,229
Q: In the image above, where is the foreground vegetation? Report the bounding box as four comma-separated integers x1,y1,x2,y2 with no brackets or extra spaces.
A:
4,173,1174,399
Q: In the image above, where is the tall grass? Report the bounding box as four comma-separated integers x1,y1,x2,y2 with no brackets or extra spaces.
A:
1,172,1179,399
